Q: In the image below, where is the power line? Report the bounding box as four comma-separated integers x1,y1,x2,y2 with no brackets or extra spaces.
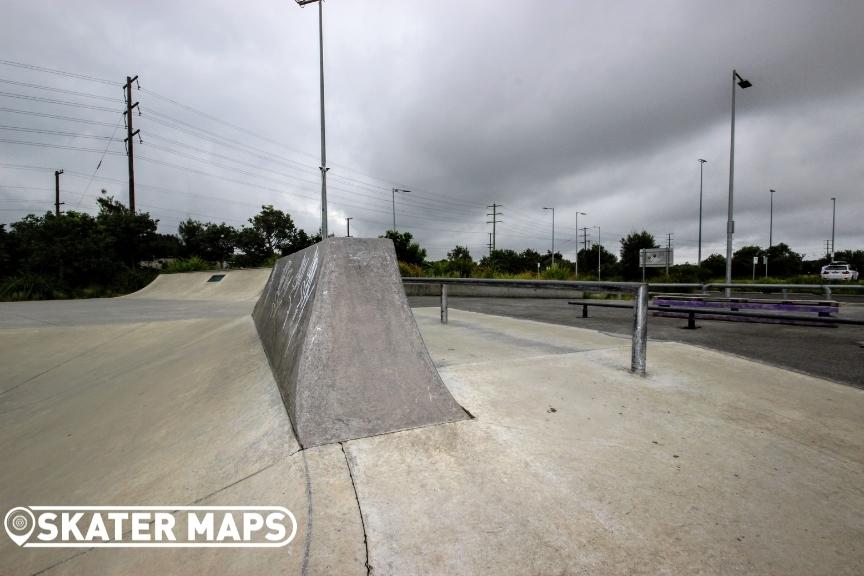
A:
0,125,116,140
0,64,582,245
0,59,116,86
0,90,118,112
0,78,121,102
74,112,126,210
0,107,118,127
0,138,125,154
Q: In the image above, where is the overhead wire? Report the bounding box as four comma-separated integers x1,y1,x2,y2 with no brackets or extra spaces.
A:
0,90,119,112
0,63,563,247
0,59,117,86
0,77,122,102
0,107,119,127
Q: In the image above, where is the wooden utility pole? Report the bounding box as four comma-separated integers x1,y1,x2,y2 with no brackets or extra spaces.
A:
123,75,140,212
54,169,64,216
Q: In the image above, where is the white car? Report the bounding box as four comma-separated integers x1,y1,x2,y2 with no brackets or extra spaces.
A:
821,263,859,281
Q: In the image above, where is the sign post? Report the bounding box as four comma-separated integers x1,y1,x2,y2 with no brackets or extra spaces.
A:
640,248,673,281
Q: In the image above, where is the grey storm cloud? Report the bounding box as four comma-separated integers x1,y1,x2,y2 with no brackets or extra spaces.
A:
0,0,862,262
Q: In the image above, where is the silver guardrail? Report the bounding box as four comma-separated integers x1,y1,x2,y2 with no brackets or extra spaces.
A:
700,283,864,299
402,277,864,377
402,277,650,376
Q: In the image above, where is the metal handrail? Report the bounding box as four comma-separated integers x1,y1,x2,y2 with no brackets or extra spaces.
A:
701,282,864,299
403,277,650,376
402,277,642,292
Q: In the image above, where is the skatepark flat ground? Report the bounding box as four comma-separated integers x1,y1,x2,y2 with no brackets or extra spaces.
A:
408,295,864,388
1,271,863,575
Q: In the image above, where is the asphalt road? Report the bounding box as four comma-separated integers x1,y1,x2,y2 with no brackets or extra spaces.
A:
408,296,864,389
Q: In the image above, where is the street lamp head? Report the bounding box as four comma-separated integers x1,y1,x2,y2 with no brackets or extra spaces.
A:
733,70,752,88
770,189,775,193
698,158,707,164
578,211,586,216
393,188,411,194
295,0,320,5
543,207,553,211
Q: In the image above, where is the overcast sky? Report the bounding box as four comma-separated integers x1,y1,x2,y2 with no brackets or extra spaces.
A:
1,0,862,262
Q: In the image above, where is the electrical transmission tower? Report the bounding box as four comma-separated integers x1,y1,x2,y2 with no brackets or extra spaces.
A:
580,227,591,254
486,203,502,251
123,75,140,212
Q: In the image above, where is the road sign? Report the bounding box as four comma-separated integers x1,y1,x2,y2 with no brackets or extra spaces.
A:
640,248,672,267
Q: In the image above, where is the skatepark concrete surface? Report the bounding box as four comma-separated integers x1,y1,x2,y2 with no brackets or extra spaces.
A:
2,267,863,575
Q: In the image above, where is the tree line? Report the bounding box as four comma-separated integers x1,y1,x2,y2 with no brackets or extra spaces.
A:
393,229,863,283
1,197,860,301
0,192,319,300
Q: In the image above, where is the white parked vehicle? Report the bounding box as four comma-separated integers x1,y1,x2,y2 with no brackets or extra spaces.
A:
820,262,859,281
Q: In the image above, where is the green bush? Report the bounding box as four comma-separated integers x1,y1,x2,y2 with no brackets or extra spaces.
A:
398,261,424,277
163,256,212,274
0,273,56,301
540,265,573,280
490,271,536,280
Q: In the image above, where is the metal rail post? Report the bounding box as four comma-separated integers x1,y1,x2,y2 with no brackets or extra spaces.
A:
440,284,448,324
631,283,649,375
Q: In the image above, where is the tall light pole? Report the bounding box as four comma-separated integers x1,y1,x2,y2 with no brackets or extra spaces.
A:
346,217,353,237
296,0,329,238
392,188,410,232
595,225,601,280
575,211,586,277
769,189,775,248
543,207,555,267
697,159,707,266
830,197,836,261
725,69,753,296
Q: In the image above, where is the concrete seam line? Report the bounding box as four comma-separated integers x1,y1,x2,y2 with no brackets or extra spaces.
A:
0,323,142,398
27,548,91,576
22,456,293,575
340,442,372,576
301,449,313,576
188,456,289,505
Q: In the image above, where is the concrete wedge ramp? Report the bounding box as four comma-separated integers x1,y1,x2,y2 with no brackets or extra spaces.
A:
253,237,469,448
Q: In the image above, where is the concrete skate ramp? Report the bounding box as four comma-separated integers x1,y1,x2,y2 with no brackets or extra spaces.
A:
126,268,272,301
253,237,469,447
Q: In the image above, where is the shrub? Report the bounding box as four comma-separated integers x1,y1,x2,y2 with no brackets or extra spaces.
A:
0,273,56,301
540,265,573,280
398,261,424,277
163,256,212,273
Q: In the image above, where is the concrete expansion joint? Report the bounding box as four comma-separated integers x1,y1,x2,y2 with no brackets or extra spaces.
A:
339,441,373,576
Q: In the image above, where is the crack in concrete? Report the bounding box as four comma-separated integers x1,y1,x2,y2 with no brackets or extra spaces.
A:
340,442,372,576
28,548,91,576
25,454,297,576
300,449,313,576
